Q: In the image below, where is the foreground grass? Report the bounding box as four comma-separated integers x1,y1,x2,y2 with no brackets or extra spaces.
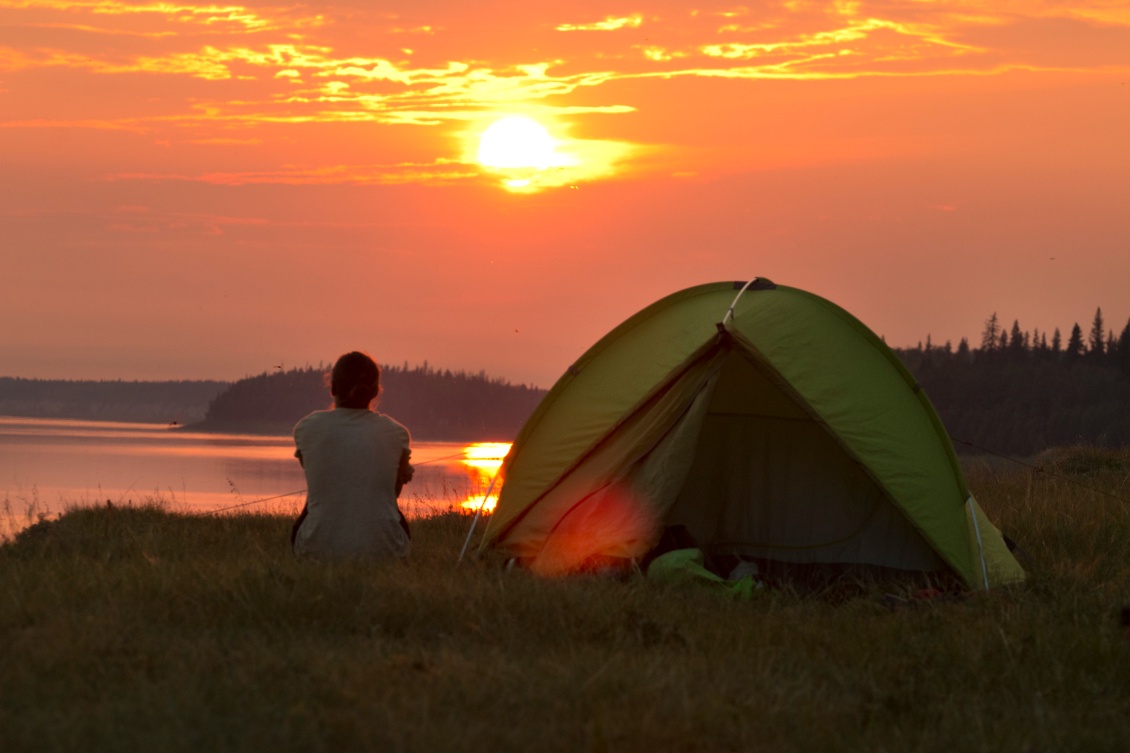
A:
2,452,1130,753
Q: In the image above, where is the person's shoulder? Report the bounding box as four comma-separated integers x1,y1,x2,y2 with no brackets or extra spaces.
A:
374,412,411,440
294,409,334,435
296,409,334,424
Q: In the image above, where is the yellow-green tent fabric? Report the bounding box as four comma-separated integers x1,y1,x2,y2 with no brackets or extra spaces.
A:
482,280,1025,590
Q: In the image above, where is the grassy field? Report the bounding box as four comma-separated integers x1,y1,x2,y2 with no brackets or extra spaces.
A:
2,448,1129,753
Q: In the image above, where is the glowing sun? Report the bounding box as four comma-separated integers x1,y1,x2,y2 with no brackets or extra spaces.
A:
477,116,570,170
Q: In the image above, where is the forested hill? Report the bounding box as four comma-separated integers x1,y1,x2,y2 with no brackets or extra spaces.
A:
195,364,547,441
6,306,1128,452
896,311,1130,457
0,377,227,424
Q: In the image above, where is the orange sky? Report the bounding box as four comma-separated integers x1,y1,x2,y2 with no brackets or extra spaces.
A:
2,1,1128,387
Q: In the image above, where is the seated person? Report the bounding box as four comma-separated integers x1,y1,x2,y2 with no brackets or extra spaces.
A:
291,351,414,561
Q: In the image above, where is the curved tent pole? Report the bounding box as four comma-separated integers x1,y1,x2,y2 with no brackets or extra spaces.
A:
721,278,767,328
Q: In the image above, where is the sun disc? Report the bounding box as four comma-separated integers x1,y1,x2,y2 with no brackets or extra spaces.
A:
477,116,561,170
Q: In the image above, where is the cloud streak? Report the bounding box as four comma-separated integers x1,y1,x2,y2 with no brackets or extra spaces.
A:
2,0,1128,186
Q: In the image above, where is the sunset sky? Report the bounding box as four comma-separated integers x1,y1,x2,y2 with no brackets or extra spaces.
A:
2,1,1128,387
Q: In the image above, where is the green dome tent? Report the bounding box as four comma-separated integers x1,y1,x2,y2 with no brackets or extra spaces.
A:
480,280,1025,590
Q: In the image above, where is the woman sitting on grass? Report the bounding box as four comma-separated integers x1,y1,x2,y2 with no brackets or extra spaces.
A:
291,351,414,561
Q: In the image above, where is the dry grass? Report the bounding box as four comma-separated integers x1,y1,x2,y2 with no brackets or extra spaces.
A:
2,448,1129,753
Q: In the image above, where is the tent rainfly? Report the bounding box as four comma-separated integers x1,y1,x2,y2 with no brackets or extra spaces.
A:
480,280,1025,590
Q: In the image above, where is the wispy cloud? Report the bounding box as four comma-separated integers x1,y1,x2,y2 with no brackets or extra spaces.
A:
556,14,643,32
4,0,291,32
5,2,1127,110
106,160,481,186
2,0,1127,186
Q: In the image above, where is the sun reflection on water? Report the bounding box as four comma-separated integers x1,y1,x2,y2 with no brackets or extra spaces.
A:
459,442,509,512
0,418,516,526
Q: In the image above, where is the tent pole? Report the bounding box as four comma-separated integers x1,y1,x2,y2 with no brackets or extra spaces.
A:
967,496,990,591
458,473,500,565
722,278,760,328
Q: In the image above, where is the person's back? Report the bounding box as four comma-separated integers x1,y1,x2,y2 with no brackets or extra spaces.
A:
291,352,413,561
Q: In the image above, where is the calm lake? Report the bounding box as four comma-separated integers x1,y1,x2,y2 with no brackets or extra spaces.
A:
0,416,506,536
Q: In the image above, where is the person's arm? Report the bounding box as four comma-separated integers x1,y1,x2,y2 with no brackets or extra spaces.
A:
293,417,306,467
291,435,306,547
395,448,414,497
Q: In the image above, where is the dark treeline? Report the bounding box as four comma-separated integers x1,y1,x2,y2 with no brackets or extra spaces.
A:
0,377,228,424
7,306,1128,452
897,309,1130,456
197,363,547,441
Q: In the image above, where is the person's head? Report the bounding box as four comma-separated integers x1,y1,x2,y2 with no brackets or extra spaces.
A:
330,351,380,409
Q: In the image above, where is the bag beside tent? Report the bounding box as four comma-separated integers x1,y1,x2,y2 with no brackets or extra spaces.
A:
481,280,1024,590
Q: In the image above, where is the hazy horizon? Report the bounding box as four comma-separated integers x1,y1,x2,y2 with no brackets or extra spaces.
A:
2,300,1127,391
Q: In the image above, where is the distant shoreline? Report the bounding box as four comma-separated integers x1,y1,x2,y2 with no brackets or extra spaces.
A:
0,368,544,443
0,413,516,443
182,417,518,442
179,418,294,437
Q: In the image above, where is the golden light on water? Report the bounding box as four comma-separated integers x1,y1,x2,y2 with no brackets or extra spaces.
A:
462,441,509,472
462,493,499,513
459,441,510,512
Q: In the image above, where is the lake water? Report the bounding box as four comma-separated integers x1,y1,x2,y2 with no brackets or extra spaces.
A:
0,416,506,537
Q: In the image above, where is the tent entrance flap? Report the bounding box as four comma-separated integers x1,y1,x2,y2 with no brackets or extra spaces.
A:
525,360,723,574
663,349,947,572
495,340,730,561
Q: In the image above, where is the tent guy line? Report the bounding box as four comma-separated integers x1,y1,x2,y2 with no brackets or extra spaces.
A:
196,449,474,516
950,437,1130,504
